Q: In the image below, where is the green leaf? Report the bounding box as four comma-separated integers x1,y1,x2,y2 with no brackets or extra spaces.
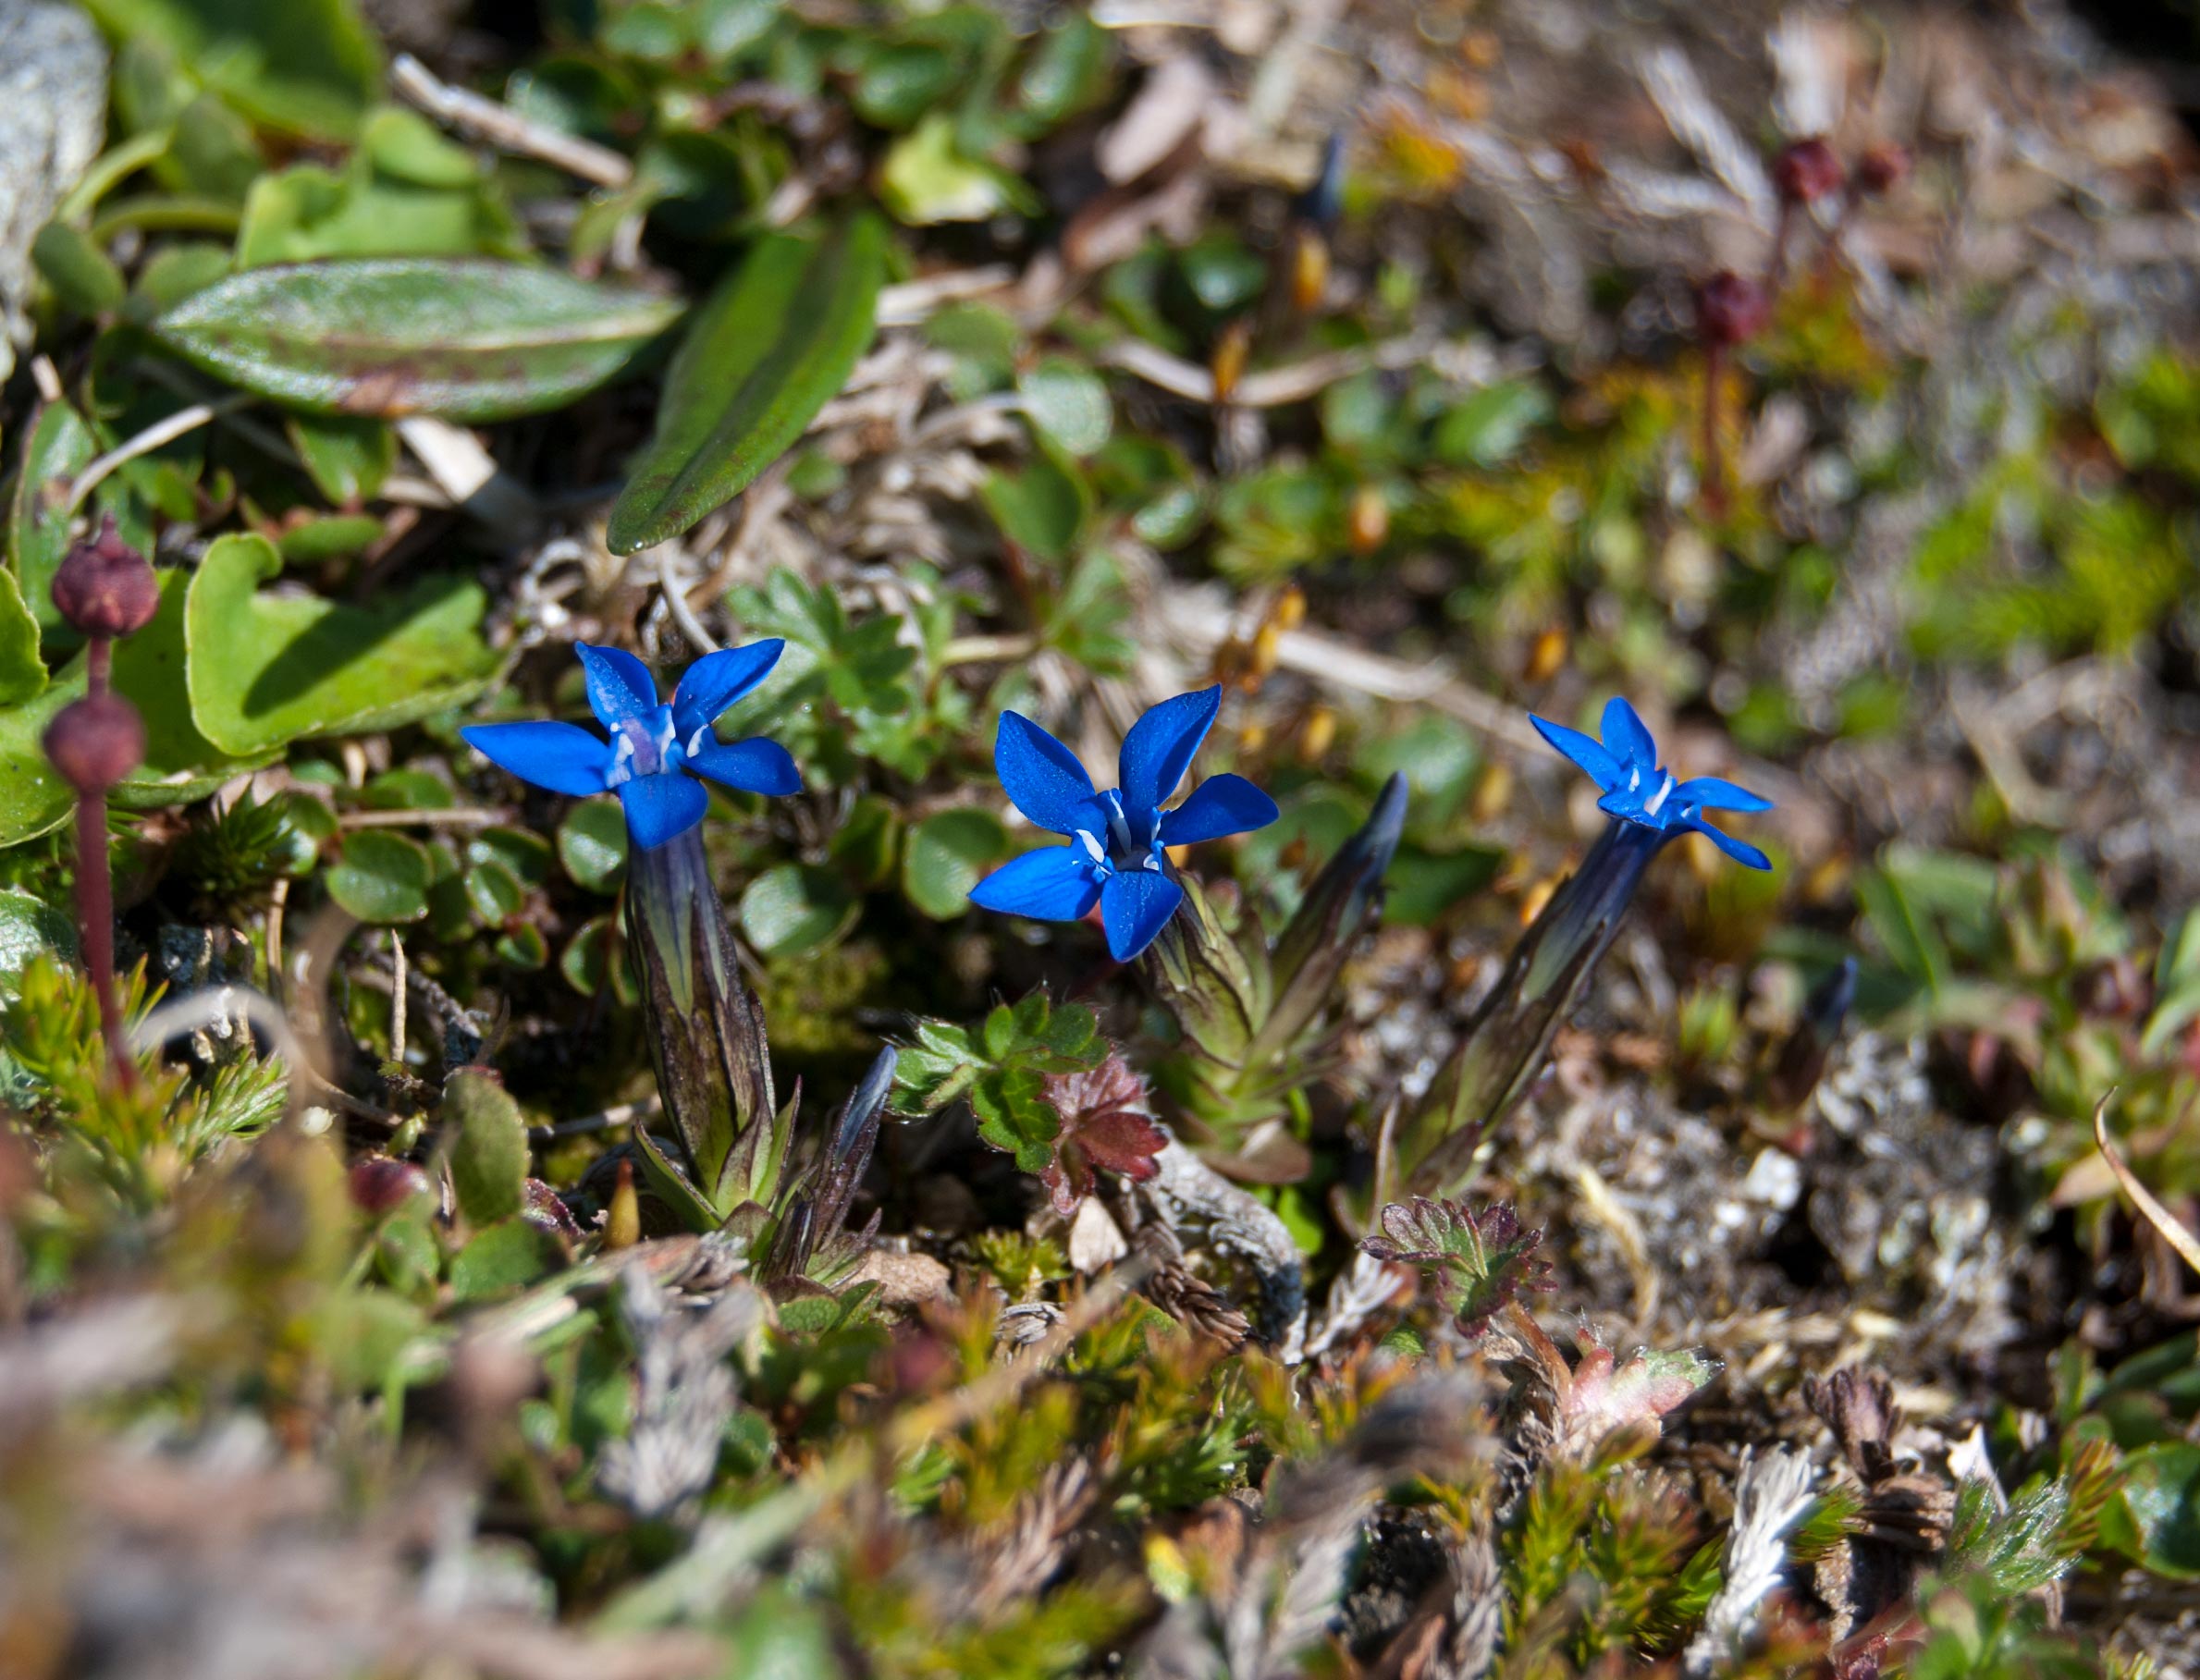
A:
153,259,682,420
0,570,272,849
607,216,887,554
901,807,1009,920
1018,358,1112,456
2108,1441,2200,1578
449,1218,562,1303
739,863,856,958
79,0,383,141
0,889,76,993
7,399,100,639
1433,379,1553,468
285,411,394,503
32,221,128,316
0,569,43,709
465,858,525,923
182,533,498,754
981,444,1090,562
557,800,630,893
326,830,431,923
445,1068,530,1227
879,114,1039,226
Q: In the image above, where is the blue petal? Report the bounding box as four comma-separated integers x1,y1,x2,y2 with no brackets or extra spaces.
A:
1601,697,1659,776
1118,687,1220,819
995,711,1099,833
577,643,659,727
1158,774,1280,846
1100,869,1184,961
1530,714,1626,791
686,737,801,797
671,640,785,743
969,844,1103,922
461,720,611,797
1671,776,1773,813
1684,816,1771,871
617,770,710,850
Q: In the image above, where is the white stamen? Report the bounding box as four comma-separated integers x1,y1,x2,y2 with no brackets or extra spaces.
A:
1643,770,1674,816
1076,829,1106,865
1627,765,1641,792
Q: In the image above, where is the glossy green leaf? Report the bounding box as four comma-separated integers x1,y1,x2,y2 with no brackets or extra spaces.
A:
2108,1441,2200,1578
901,807,1009,920
326,830,431,923
7,400,100,638
0,569,43,709
607,216,887,554
739,862,856,958
0,889,76,992
557,800,629,893
153,259,683,421
182,533,498,755
78,0,382,141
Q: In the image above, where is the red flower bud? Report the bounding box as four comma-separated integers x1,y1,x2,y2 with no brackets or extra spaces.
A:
1773,138,1845,206
1856,141,1910,196
43,693,145,793
50,516,159,641
1696,270,1771,348
349,1156,434,1218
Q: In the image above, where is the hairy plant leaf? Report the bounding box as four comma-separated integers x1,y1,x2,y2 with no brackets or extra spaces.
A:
183,532,498,754
607,215,886,554
153,259,682,420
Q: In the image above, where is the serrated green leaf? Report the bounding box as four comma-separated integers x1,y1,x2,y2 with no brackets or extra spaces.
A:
154,259,682,420
607,216,886,554
182,533,497,754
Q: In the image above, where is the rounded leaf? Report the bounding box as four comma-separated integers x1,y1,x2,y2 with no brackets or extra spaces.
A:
903,807,1012,919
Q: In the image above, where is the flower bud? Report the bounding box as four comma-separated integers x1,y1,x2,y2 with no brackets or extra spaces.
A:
1773,138,1845,206
43,693,145,792
1856,141,1910,197
1696,270,1771,349
348,1155,434,1218
50,517,159,640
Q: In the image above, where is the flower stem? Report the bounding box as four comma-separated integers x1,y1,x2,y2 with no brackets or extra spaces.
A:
1397,820,1663,1196
77,633,129,1087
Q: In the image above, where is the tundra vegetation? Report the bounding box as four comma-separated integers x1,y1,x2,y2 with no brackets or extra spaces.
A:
2,0,2199,1675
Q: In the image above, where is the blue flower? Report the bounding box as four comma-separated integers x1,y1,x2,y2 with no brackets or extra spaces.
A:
462,642,800,850
1529,696,1773,870
971,687,1279,961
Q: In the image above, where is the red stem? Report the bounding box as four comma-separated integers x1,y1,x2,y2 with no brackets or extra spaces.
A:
78,633,131,1088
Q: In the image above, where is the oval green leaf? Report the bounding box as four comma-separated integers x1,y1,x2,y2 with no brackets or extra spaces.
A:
902,807,1010,920
607,215,887,555
557,800,629,893
326,830,432,923
739,862,856,958
152,258,683,420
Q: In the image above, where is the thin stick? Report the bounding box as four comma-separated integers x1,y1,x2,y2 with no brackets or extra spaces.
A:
530,1098,661,1142
66,400,243,516
389,932,409,1072
658,564,719,654
389,53,633,189
76,789,129,1087
338,807,509,830
2096,1092,2200,1277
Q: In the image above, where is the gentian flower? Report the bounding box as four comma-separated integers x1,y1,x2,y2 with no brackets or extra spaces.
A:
1530,696,1772,870
461,642,800,849
971,687,1279,962
1399,697,1773,1197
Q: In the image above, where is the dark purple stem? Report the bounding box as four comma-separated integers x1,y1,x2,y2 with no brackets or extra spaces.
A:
77,633,130,1086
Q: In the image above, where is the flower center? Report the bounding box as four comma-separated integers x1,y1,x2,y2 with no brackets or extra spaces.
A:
607,705,681,787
